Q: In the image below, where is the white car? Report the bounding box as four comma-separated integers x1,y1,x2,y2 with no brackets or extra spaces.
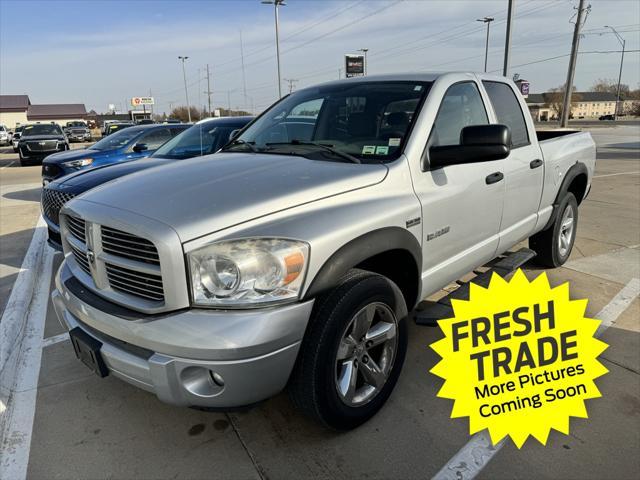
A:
0,125,9,146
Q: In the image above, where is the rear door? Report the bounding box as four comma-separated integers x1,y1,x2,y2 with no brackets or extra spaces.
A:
414,81,506,293
481,80,544,252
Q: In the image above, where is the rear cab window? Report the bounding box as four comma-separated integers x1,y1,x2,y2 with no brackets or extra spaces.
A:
482,81,530,148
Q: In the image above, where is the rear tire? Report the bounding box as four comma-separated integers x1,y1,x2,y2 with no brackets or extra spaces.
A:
530,192,578,267
289,269,408,430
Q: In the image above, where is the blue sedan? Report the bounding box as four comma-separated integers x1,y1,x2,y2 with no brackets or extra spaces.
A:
41,123,189,183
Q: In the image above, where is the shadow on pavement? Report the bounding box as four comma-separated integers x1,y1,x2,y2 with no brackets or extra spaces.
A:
3,187,42,203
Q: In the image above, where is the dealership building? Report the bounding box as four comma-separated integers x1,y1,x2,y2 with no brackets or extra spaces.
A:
0,95,87,130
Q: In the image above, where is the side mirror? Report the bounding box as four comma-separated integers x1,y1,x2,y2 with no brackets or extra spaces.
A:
228,129,242,141
133,143,149,153
428,124,511,169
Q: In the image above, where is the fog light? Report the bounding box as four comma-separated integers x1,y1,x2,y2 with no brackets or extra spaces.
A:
180,366,225,398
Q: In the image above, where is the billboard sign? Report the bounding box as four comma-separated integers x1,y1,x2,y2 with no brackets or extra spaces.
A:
345,54,365,77
131,97,155,107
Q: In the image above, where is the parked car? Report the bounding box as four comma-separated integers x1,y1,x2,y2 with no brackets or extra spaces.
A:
42,116,253,249
64,121,92,142
41,123,189,183
0,125,9,146
598,114,615,121
17,123,69,166
11,125,24,152
104,122,135,136
52,73,595,429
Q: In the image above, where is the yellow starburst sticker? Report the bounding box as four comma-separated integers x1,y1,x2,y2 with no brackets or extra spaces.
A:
430,270,609,448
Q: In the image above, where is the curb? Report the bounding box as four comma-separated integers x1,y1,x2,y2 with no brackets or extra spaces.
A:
0,216,47,407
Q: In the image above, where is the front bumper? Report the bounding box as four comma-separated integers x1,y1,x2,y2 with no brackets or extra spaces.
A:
52,261,314,407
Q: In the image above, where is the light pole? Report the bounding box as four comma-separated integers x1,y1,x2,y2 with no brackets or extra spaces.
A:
262,0,286,98
604,25,626,120
476,17,494,73
178,56,192,122
358,48,369,75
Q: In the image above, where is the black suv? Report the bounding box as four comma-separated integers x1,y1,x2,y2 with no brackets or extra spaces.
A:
18,124,69,166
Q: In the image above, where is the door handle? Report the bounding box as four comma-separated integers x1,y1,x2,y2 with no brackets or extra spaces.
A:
485,172,504,185
530,159,543,169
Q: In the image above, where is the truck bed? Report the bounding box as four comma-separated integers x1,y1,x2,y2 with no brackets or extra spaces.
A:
536,129,582,142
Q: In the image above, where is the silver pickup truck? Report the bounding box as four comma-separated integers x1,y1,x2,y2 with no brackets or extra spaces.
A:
52,73,595,429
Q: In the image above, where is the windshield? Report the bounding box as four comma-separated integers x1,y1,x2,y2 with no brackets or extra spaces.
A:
152,123,240,160
67,122,86,128
90,127,140,151
225,81,430,163
22,124,63,136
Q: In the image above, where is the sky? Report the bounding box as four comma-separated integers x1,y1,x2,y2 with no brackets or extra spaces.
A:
1,0,639,115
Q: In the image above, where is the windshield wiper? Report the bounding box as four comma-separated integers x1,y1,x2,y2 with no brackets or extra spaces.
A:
222,139,258,153
265,140,361,164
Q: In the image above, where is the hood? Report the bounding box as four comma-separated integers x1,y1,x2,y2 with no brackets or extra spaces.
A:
80,152,388,241
43,147,107,165
54,158,173,191
21,134,65,141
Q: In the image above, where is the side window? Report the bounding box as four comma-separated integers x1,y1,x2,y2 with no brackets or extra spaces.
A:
482,81,529,148
139,128,172,149
430,82,488,147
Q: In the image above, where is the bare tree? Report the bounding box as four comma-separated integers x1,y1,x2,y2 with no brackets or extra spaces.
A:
169,106,201,122
544,84,582,119
590,78,630,98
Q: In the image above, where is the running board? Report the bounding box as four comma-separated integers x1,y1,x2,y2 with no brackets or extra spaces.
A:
414,248,536,326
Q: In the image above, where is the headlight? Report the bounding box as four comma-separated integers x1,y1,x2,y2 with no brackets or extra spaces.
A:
62,158,93,168
188,238,309,308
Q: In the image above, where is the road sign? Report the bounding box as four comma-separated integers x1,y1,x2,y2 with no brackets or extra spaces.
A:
131,97,155,107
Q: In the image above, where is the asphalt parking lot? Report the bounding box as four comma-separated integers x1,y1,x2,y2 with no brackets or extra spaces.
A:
0,127,638,479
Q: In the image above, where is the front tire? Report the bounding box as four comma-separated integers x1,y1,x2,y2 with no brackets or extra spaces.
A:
530,192,578,267
289,269,408,430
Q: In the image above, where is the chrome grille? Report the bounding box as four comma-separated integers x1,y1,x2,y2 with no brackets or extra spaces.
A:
101,226,160,266
42,188,75,226
63,214,166,306
106,263,164,301
70,243,91,276
66,215,86,243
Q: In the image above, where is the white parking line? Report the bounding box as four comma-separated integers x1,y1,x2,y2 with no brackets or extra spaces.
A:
41,332,69,348
593,171,640,178
0,230,53,480
431,277,640,480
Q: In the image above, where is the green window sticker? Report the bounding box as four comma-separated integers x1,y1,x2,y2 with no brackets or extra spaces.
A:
362,145,376,155
375,146,389,155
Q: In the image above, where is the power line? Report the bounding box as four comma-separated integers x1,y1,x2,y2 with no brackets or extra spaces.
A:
212,0,403,80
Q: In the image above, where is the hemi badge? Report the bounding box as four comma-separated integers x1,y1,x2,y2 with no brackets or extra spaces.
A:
406,218,421,228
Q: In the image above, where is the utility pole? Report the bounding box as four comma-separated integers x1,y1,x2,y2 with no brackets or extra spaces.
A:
560,0,589,128
476,17,494,73
262,0,286,98
284,78,298,94
604,25,626,120
178,56,192,122
240,29,248,111
204,64,213,118
358,48,369,75
502,0,515,76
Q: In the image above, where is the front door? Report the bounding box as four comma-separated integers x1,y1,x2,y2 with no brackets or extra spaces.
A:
412,81,506,297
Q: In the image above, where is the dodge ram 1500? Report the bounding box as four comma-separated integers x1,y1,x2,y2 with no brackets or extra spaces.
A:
52,73,595,429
